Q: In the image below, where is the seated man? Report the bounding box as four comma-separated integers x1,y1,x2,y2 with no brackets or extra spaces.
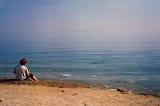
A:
13,58,38,81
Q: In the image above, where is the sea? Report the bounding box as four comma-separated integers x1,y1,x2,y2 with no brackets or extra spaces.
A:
0,41,160,94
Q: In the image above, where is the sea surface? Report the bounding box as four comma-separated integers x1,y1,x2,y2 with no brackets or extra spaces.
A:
0,41,160,94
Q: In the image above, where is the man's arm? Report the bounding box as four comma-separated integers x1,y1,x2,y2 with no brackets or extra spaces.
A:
25,69,30,76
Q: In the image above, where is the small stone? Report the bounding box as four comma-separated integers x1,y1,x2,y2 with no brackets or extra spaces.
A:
0,99,3,102
86,86,91,88
59,86,64,88
83,102,87,106
72,93,78,96
116,88,127,94
61,90,65,92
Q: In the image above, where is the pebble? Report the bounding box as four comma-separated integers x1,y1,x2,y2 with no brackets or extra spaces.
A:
61,90,65,92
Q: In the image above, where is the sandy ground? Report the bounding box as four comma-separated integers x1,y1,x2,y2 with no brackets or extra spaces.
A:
0,78,160,106
0,84,160,106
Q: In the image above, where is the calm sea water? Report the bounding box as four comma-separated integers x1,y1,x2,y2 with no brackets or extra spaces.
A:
0,41,160,94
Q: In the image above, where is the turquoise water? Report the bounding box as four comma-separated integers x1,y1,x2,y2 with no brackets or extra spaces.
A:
0,42,160,94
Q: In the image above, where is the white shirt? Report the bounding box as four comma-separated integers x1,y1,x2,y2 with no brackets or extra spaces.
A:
14,65,29,80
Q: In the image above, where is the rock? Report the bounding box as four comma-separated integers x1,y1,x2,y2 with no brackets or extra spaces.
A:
72,93,78,96
83,102,87,106
117,88,127,94
61,90,65,92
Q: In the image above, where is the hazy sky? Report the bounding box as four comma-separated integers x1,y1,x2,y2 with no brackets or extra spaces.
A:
0,0,160,42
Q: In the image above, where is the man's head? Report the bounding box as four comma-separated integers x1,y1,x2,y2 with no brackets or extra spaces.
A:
20,58,28,65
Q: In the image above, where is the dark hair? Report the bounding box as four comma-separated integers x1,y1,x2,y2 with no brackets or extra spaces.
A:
20,58,28,65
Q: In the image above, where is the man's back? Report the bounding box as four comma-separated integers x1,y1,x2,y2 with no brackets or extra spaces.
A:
14,65,29,80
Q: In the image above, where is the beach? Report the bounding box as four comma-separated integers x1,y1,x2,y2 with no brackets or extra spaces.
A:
1,1,160,106
0,78,160,106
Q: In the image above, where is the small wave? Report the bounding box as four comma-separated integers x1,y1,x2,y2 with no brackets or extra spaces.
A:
126,79,136,83
91,75,97,77
91,62,98,64
62,74,72,77
103,85,110,88
140,78,148,81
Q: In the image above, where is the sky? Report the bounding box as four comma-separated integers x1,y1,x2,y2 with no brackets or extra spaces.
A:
0,0,160,42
